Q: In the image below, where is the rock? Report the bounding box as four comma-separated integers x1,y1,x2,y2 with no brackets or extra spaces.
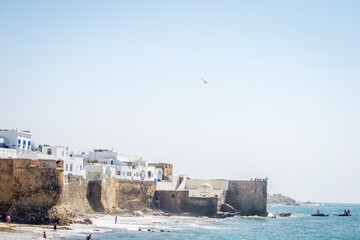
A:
212,211,238,218
275,213,293,217
220,203,238,213
267,194,298,205
83,218,93,224
48,206,69,225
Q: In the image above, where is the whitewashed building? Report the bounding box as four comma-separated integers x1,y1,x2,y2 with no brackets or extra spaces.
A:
40,145,85,178
0,129,32,154
156,175,228,198
85,150,163,181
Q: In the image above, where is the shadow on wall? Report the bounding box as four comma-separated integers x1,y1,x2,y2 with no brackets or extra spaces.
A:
86,181,105,212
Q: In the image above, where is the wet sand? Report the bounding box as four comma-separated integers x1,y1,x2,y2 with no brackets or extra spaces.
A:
0,222,59,233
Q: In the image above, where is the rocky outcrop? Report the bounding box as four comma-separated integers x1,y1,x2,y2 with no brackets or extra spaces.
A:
267,194,298,205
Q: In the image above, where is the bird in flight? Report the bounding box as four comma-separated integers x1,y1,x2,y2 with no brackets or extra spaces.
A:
201,78,208,83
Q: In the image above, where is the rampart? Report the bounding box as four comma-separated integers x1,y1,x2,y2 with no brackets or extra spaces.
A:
116,180,156,210
225,180,267,216
0,158,267,223
0,158,66,223
153,190,224,216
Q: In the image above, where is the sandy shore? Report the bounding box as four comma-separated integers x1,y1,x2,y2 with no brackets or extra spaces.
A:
0,222,60,233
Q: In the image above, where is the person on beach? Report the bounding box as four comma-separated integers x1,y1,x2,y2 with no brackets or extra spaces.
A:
6,215,10,224
86,234,93,240
43,231,47,238
54,223,57,231
115,215,117,224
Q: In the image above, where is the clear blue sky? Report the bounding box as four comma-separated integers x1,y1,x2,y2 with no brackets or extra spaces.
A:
1,0,360,203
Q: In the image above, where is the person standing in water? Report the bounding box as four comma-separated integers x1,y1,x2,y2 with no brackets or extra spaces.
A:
115,216,118,224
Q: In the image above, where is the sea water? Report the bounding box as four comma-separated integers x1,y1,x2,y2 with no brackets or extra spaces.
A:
1,203,359,240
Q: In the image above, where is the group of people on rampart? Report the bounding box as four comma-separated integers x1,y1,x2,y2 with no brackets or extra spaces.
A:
250,177,268,182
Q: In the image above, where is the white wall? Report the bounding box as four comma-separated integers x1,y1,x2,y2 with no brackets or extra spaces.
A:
185,179,229,191
65,156,85,178
0,148,17,158
0,129,31,152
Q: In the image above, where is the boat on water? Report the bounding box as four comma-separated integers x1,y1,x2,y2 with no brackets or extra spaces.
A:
311,210,329,217
334,213,352,216
334,210,352,216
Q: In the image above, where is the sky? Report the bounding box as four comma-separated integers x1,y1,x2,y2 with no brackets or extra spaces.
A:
1,0,360,203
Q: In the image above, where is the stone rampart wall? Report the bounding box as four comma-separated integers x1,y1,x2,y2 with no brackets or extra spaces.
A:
0,158,66,223
63,174,91,214
116,180,156,210
154,191,223,216
225,180,267,216
0,159,13,214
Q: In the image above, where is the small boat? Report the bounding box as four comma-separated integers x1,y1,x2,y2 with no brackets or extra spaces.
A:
334,213,352,216
311,213,329,217
311,210,329,217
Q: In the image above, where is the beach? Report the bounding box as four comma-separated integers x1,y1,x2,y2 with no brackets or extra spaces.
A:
0,203,359,240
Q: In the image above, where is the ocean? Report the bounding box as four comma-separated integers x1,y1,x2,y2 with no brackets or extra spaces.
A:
1,203,359,240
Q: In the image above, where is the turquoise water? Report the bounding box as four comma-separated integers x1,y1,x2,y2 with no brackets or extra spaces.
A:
66,203,360,240
2,203,359,240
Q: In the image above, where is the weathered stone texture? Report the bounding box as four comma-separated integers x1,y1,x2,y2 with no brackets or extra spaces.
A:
225,180,267,216
63,174,91,213
0,158,66,223
116,180,155,210
87,177,116,212
0,159,14,214
154,191,223,216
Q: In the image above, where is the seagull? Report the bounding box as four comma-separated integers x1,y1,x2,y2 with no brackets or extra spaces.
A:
201,78,208,83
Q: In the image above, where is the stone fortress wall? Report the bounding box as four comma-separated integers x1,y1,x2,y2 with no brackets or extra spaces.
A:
0,158,267,223
226,180,267,216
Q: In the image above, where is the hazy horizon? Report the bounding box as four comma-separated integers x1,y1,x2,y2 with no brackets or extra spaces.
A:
1,0,359,204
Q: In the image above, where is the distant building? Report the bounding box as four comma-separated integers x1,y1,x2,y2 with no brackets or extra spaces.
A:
40,145,85,178
85,149,164,181
0,129,32,153
148,163,172,180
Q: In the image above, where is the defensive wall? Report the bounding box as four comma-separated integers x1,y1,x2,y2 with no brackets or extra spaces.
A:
0,158,267,223
0,158,65,223
153,190,225,216
225,180,267,216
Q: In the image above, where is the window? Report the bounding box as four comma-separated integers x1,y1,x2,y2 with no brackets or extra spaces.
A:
80,165,82,171
111,161,113,165
122,172,125,176
117,171,121,175
66,164,68,171
70,164,73,172
172,194,175,198
127,172,131,176
18,139,21,144
23,140,26,146
148,171,152,178
47,149,52,155
28,141,31,146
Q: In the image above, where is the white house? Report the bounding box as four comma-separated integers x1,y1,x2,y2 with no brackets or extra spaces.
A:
0,129,32,153
40,145,85,178
85,149,164,181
